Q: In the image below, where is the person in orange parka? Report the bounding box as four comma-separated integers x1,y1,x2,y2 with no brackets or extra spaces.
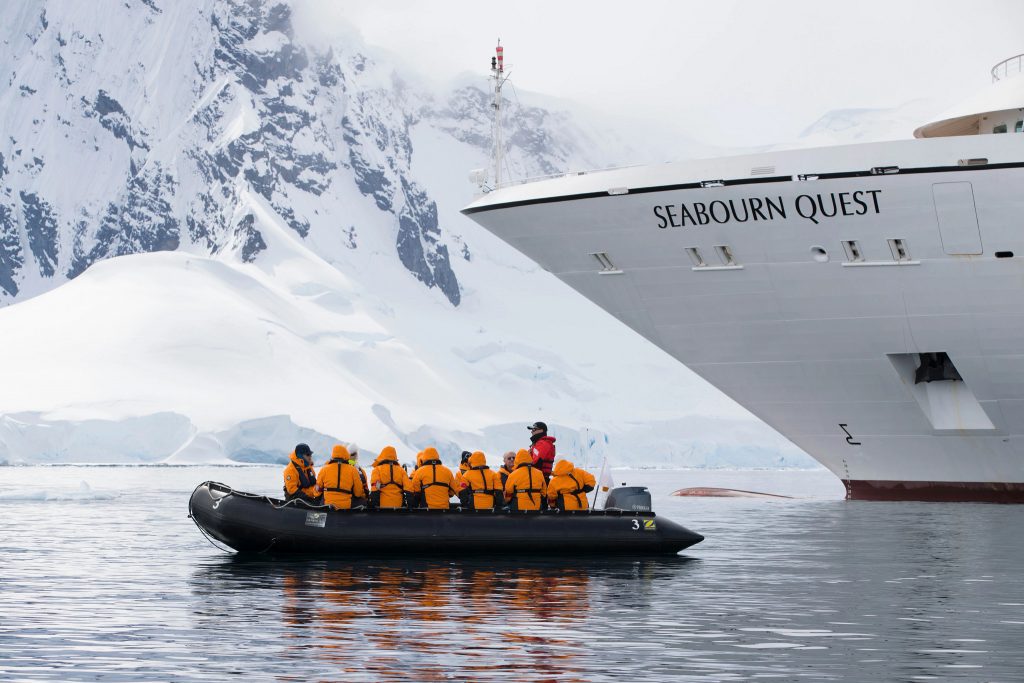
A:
315,444,366,509
370,445,409,508
405,451,427,507
504,449,547,511
498,451,516,488
457,451,503,510
410,447,458,509
283,443,319,502
547,459,597,511
347,445,370,498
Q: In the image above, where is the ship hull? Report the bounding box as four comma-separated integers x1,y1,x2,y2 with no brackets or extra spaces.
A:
464,134,1024,502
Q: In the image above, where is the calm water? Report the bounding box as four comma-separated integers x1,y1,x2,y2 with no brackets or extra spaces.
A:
2,466,1023,682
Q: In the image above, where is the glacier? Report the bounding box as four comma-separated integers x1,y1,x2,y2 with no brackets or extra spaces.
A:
0,0,815,468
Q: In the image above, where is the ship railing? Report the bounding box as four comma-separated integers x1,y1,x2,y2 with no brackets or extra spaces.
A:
494,163,644,190
991,54,1024,82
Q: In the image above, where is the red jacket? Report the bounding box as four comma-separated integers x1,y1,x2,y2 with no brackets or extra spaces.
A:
530,435,556,477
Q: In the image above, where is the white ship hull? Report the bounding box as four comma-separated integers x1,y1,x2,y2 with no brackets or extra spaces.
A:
464,134,1024,501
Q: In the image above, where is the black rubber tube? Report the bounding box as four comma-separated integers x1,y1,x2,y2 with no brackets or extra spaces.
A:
188,481,704,556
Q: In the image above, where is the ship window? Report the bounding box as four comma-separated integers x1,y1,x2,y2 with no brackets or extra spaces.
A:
1016,120,1023,133
714,245,737,266
685,247,706,267
993,123,1008,134
810,245,829,262
591,252,622,274
996,251,1014,258
841,240,864,263
888,238,910,262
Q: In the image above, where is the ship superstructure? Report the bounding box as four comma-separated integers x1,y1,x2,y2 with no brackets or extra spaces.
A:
464,51,1024,501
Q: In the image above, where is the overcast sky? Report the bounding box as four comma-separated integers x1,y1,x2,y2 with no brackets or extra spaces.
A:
298,0,1024,147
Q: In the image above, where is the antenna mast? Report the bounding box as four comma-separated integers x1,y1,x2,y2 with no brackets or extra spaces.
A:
490,40,507,188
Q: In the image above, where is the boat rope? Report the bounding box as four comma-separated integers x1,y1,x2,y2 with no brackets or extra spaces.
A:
191,517,234,554
257,537,279,555
187,484,234,554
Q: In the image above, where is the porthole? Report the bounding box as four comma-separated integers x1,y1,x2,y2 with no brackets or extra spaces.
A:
810,245,829,263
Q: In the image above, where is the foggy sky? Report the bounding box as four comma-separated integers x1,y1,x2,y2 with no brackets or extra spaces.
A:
296,0,1024,148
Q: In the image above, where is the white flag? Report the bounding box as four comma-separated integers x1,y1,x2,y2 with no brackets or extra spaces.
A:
597,457,615,492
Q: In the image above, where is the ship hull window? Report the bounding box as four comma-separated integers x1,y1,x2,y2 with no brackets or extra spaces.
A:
841,240,864,263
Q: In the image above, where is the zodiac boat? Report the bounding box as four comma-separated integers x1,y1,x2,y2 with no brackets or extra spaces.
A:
188,481,704,555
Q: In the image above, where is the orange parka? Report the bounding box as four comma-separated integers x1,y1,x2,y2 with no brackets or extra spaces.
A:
283,451,318,500
547,460,596,510
457,451,503,510
410,447,458,509
497,465,512,490
498,451,516,488
371,446,409,508
316,445,366,509
504,450,547,511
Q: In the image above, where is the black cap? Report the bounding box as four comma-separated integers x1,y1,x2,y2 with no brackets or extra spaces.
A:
527,421,547,432
295,443,312,457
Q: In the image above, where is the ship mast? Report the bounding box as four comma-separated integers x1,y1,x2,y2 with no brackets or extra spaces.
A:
490,40,507,188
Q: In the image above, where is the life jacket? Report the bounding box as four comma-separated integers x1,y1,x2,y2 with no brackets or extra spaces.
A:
459,452,501,510
283,452,318,500
411,447,456,509
316,445,365,509
371,447,409,508
529,434,556,478
505,451,546,511
548,460,595,511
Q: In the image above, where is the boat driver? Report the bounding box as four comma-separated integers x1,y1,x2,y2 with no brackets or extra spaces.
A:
283,443,319,503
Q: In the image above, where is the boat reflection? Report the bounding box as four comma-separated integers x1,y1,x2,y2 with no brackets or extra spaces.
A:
190,556,695,681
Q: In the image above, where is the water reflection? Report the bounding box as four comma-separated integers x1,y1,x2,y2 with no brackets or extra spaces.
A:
190,556,695,682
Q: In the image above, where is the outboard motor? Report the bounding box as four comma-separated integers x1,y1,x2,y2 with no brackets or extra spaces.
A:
604,486,653,512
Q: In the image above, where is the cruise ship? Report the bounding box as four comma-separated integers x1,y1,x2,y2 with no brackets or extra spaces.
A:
463,53,1024,502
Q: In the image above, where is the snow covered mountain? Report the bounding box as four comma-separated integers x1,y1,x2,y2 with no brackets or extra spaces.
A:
0,0,812,468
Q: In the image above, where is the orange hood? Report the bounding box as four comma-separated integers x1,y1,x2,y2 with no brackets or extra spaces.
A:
422,447,441,463
331,444,350,461
468,451,488,468
514,450,533,468
552,459,575,477
376,446,398,466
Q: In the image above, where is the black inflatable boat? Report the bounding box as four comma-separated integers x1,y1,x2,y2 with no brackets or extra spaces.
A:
189,481,704,556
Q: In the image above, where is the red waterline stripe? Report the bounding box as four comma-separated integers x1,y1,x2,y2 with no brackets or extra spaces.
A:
847,479,1024,503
